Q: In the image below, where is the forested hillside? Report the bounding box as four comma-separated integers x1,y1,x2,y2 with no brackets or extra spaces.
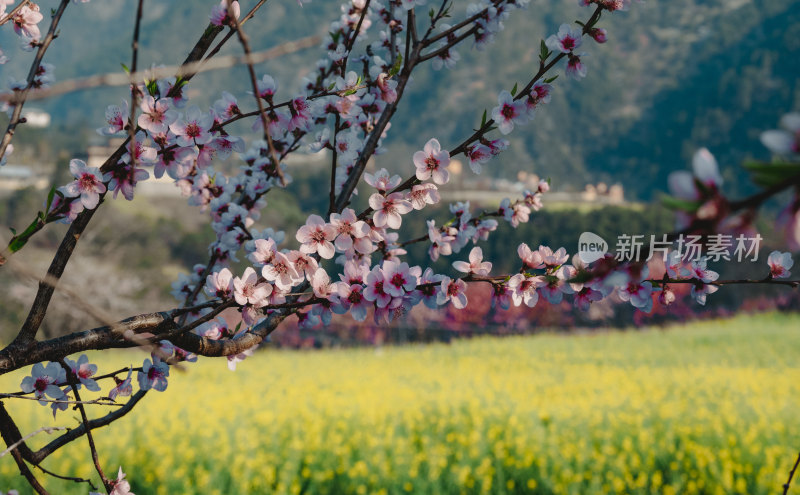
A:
1,0,798,199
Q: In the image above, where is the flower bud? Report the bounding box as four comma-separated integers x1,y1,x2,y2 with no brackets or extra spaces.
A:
659,287,676,306
589,28,608,44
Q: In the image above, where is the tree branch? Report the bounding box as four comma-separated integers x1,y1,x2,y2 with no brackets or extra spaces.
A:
0,0,70,162
784,451,800,495
59,360,110,491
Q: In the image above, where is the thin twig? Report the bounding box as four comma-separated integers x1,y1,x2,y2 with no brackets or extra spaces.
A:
0,426,67,459
0,394,123,407
128,0,145,173
34,463,96,491
229,0,286,187
784,451,800,495
202,0,268,63
0,0,31,27
59,360,110,491
0,35,320,105
8,446,48,494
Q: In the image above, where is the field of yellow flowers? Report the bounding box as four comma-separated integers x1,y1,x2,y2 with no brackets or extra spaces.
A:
1,313,800,494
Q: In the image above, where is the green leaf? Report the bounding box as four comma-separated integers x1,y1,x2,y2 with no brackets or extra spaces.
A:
510,83,518,97
146,79,159,97
544,75,559,84
8,217,41,253
121,63,130,74
9,227,16,236
539,40,550,63
429,8,435,19
480,109,487,127
174,76,189,89
742,161,800,176
389,54,403,77
741,161,800,187
45,186,57,213
751,173,789,188
661,195,702,212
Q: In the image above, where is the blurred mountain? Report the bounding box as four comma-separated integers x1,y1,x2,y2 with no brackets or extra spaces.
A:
1,0,798,199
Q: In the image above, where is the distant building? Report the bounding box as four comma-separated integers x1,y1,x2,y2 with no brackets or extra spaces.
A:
21,108,50,128
0,165,49,190
443,167,625,207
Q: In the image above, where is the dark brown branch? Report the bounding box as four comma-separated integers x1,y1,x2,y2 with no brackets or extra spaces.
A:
730,174,800,211
10,447,48,494
333,45,420,212
0,312,173,373
328,114,341,215
33,391,147,464
171,311,289,357
229,0,286,187
422,3,486,47
0,293,317,373
60,360,110,491
344,0,372,59
202,0,268,63
127,0,145,173
784,451,800,495
34,463,96,491
418,25,478,63
10,204,101,347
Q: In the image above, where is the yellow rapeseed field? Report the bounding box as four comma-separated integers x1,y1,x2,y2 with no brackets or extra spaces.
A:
1,313,799,494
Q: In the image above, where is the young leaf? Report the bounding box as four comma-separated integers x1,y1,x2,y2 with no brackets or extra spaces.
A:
389,54,403,77
121,63,130,74
544,75,559,84
8,217,41,253
480,109,487,127
510,83,518,97
45,186,57,213
661,195,702,212
742,161,800,176
146,79,158,97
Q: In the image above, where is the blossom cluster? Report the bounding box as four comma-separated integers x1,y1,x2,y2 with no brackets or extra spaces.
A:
27,0,654,381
